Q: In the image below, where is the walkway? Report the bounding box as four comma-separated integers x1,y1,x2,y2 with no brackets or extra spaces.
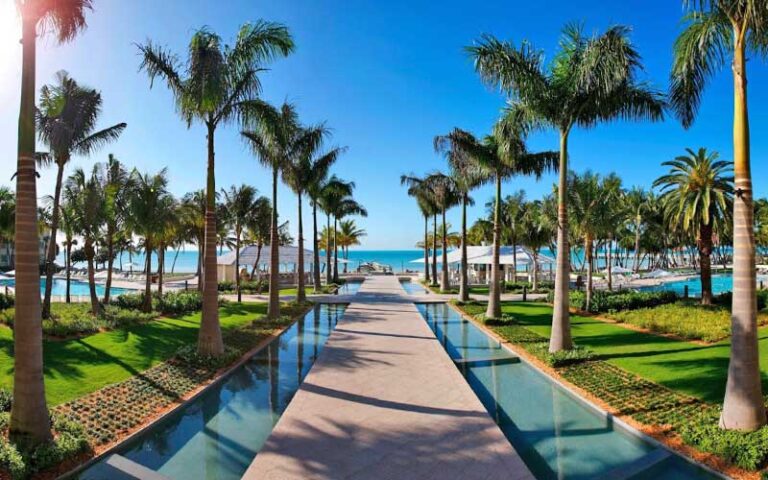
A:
243,275,533,480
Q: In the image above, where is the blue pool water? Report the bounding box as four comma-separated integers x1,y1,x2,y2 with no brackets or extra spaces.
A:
0,278,135,297
399,280,428,295
337,280,363,295
417,303,720,480
640,273,768,297
74,304,346,480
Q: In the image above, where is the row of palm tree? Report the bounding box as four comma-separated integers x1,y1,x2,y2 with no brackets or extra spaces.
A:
402,2,767,432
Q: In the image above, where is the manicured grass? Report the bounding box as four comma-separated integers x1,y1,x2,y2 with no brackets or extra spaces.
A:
0,302,271,405
495,301,768,404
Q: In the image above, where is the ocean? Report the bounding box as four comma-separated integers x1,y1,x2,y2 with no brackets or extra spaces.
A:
56,249,428,274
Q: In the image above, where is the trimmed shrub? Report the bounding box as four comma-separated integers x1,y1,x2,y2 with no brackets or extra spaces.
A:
549,289,679,313
714,290,768,311
112,292,145,310
0,436,24,480
0,293,14,311
174,344,241,369
527,343,595,367
0,389,10,413
680,412,768,470
157,291,203,315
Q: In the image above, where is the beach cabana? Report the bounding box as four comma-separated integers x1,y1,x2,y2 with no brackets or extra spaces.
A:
216,245,316,283
410,246,555,283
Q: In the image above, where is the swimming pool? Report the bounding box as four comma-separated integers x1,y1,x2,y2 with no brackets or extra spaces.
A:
337,280,363,295
418,303,720,479
640,273,768,297
399,279,428,295
0,278,135,297
72,303,346,480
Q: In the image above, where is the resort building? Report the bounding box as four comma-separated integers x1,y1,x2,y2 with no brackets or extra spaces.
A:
216,245,316,284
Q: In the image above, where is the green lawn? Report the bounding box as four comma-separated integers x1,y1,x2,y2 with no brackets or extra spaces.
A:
498,301,768,404
0,303,271,405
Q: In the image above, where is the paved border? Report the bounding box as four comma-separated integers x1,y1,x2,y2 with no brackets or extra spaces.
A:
243,276,533,480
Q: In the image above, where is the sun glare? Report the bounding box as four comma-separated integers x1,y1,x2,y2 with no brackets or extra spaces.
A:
0,0,21,67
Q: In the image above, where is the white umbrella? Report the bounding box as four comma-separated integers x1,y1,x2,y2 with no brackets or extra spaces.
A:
4,270,15,277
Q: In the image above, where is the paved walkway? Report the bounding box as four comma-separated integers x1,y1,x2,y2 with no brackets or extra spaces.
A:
243,276,533,480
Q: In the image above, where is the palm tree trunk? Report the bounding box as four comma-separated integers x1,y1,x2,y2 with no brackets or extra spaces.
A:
332,217,339,283
550,129,573,352
198,123,224,355
171,247,180,274
9,16,52,447
486,174,502,318
236,230,242,303
268,166,280,319
65,241,72,303
197,240,203,292
312,202,321,292
512,235,518,285
459,195,469,302
143,243,153,312
607,236,613,291
296,191,306,302
441,207,449,291
721,35,765,431
424,215,431,284
431,214,437,285
700,222,713,305
104,226,115,304
532,249,539,291
158,244,164,296
585,235,594,311
85,239,100,316
43,160,65,318
326,213,332,285
633,218,642,273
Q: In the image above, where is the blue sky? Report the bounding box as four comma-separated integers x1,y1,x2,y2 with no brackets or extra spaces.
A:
1,0,767,249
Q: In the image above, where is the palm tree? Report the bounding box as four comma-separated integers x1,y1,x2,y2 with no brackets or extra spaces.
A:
625,187,650,272
222,185,259,302
331,197,367,282
469,23,665,350
95,154,130,303
435,129,483,301
520,201,554,291
670,0,768,431
126,169,172,312
12,0,93,445
401,175,437,285
0,189,15,272
243,196,272,281
138,22,293,355
653,148,733,305
63,166,105,316
423,173,460,292
434,115,557,318
318,177,354,284
180,190,206,290
36,72,126,316
242,101,324,317
282,128,341,301
337,220,367,272
58,202,77,303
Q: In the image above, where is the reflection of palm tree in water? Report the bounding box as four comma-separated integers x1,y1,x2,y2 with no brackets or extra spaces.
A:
268,341,280,422
296,314,305,385
203,391,222,479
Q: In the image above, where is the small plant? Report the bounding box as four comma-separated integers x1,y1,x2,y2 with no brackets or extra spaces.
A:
174,344,241,369
680,411,768,470
527,343,595,367
0,389,11,413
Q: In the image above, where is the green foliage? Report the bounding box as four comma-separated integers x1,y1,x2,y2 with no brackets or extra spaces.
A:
607,302,765,343
476,313,517,326
0,389,11,413
527,343,595,367
714,290,768,311
174,345,241,369
505,281,554,293
102,306,158,327
114,291,204,316
680,411,768,470
0,294,14,311
550,289,679,313
218,280,265,294
0,414,88,479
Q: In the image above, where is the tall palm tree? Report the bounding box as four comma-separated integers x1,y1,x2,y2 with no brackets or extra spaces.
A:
435,116,557,318
282,128,341,301
96,154,130,303
422,173,460,292
435,129,483,301
12,0,93,445
0,189,15,272
36,72,126,316
625,187,650,272
469,23,665,350
670,0,768,431
243,196,272,281
520,200,554,291
126,169,171,312
305,147,346,293
138,22,293,355
180,190,206,290
318,177,354,284
242,101,324,317
222,185,259,302
501,191,527,281
63,166,105,316
653,148,733,305
338,219,367,272
58,201,77,303
331,197,367,282
401,175,437,285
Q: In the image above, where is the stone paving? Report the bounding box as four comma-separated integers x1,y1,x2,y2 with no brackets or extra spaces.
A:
243,275,533,480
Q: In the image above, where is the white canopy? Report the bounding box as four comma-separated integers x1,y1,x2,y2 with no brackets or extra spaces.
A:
601,266,633,275
217,245,315,267
644,269,672,279
411,246,555,267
